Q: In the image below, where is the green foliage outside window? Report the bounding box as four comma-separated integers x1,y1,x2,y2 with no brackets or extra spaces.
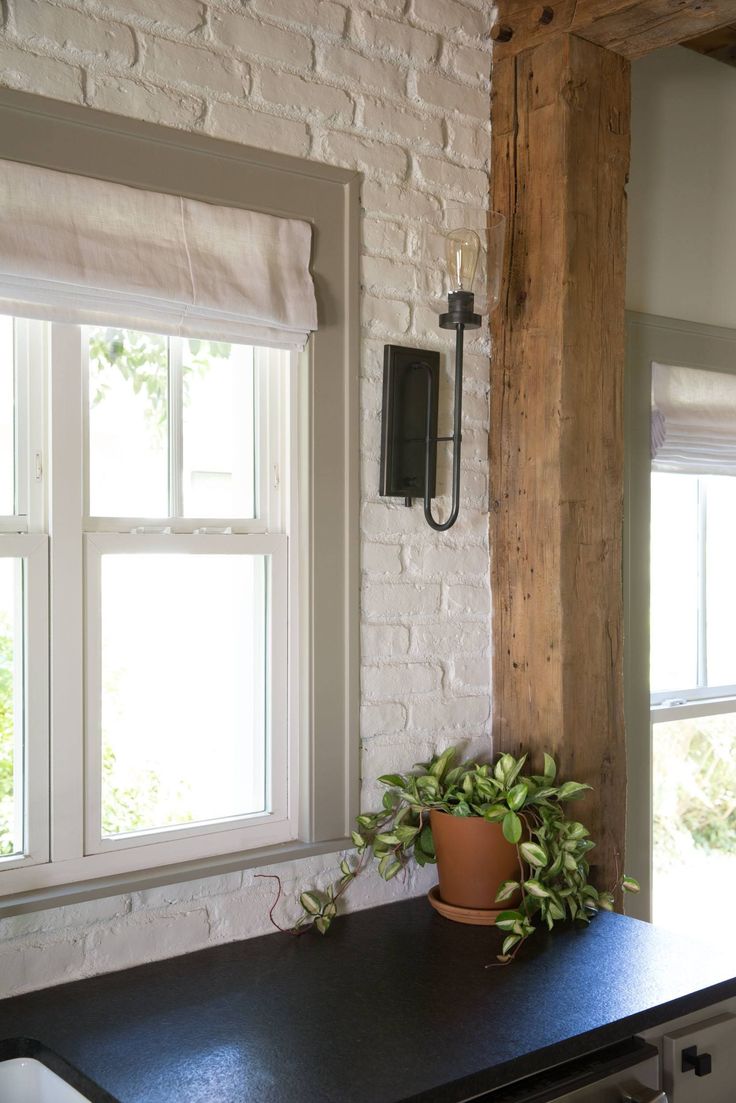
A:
654,715,736,860
88,328,231,432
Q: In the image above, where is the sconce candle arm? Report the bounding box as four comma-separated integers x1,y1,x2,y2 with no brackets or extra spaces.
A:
423,322,464,532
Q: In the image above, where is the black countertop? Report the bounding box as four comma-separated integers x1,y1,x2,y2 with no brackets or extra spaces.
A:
1,897,735,1103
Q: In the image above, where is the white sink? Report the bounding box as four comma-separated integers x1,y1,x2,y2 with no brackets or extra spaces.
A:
0,1058,92,1102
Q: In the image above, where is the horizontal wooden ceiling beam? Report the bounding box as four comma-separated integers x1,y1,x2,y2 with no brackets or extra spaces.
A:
682,22,736,66
492,0,736,59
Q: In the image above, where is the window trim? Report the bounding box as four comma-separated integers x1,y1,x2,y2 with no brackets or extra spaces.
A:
625,311,736,923
0,534,49,871
0,88,360,915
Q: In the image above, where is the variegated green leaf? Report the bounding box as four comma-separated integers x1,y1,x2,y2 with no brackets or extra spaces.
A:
495,880,520,903
502,934,521,956
300,892,321,915
502,810,523,844
520,841,547,867
556,781,591,801
430,746,456,780
483,803,507,822
495,909,523,931
507,782,529,811
494,753,516,785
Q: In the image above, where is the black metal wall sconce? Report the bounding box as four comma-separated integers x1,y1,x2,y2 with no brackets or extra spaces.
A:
379,212,506,531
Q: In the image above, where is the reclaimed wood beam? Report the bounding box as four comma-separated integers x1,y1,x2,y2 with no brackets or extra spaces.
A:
682,22,736,66
490,34,630,891
492,0,736,59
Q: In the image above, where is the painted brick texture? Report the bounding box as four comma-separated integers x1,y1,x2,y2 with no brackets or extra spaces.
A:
0,0,493,996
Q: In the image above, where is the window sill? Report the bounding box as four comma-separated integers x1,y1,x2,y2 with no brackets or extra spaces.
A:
0,836,352,918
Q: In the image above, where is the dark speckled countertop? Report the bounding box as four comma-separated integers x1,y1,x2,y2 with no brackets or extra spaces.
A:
1,898,736,1103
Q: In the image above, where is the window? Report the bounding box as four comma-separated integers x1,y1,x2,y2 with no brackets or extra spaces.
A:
1,318,293,889
650,472,736,701
649,469,736,932
0,316,48,871
626,316,736,931
0,88,359,908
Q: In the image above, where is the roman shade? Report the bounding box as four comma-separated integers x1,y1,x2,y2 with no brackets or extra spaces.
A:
651,361,736,476
0,159,318,349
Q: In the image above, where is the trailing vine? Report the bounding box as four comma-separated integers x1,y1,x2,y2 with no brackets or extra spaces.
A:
261,747,639,961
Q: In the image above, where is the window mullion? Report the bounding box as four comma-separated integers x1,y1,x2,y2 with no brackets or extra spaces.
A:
12,318,29,523
49,323,85,862
26,320,47,533
168,337,183,519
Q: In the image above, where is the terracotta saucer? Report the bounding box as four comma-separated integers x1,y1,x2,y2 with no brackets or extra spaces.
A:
427,884,504,926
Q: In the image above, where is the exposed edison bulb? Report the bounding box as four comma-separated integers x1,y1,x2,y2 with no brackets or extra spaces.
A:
445,227,480,293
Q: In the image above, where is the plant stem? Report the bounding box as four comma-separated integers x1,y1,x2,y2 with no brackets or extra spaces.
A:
255,874,309,937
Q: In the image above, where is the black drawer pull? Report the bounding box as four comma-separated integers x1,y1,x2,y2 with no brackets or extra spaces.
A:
682,1045,712,1077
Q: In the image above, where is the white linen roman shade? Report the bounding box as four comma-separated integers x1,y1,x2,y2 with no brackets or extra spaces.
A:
651,361,736,475
0,159,318,349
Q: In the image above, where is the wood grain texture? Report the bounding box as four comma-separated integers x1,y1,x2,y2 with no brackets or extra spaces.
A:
493,0,736,57
683,21,736,66
490,34,630,893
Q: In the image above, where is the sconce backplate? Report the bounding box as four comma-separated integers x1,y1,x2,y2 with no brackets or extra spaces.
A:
379,344,440,500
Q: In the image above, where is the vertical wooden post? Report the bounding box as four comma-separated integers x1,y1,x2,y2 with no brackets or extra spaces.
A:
490,34,630,890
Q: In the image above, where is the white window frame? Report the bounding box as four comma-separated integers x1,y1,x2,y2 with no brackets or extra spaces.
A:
0,88,359,915
0,315,48,874
5,321,296,893
650,475,736,706
625,312,736,923
0,318,45,535
0,535,49,872
84,533,289,860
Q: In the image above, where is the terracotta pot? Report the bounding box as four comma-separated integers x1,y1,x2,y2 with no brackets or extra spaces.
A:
429,810,520,911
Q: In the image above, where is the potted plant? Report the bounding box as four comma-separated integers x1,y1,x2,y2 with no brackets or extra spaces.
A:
261,746,638,963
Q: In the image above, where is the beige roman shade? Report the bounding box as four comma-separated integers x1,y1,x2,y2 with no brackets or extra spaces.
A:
652,361,736,476
0,159,318,349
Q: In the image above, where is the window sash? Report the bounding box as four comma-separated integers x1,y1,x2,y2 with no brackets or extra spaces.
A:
34,319,296,891
650,473,736,704
83,532,290,855
0,534,49,872
81,330,282,533
0,318,45,534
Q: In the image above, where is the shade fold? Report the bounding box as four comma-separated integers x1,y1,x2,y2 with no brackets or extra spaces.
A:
651,361,736,476
0,159,318,350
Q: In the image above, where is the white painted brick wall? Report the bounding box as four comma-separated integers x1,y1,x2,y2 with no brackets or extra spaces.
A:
0,0,493,998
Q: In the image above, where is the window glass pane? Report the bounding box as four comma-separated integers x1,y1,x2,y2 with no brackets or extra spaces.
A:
88,327,169,517
705,476,736,688
100,553,267,837
650,472,699,692
182,340,256,519
0,558,23,857
653,712,736,933
0,315,14,516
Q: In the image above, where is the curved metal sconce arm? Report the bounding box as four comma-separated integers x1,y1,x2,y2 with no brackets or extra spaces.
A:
424,323,464,532
379,292,482,532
